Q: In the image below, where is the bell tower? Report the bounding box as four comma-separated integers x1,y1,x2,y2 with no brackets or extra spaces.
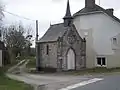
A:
63,0,73,27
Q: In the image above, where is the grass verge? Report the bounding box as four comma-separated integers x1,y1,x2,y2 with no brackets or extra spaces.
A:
26,57,36,68
28,67,120,76
25,57,120,75
64,67,120,75
0,66,33,90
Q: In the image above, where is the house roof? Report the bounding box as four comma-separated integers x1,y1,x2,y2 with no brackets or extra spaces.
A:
39,23,68,43
73,5,120,23
39,0,74,43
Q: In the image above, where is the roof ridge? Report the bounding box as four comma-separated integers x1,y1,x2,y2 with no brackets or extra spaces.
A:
51,23,63,26
73,4,120,24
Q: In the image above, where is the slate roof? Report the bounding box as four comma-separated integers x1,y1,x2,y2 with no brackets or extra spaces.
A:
39,0,73,43
39,23,68,43
73,5,120,23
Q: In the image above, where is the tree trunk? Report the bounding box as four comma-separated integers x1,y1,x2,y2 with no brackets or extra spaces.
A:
8,49,16,64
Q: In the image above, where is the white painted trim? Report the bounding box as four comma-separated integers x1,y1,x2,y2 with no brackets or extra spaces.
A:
67,48,75,70
95,56,107,67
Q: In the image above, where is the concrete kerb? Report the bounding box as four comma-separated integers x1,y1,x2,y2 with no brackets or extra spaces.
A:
7,59,30,74
34,84,47,90
6,73,50,90
7,59,26,73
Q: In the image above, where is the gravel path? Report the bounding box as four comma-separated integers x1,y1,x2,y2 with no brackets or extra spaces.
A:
7,73,90,90
6,60,92,90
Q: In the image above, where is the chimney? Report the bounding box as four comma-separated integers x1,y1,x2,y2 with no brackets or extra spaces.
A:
85,0,95,8
106,8,114,16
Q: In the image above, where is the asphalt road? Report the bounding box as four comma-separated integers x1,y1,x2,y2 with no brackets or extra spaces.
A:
72,75,120,90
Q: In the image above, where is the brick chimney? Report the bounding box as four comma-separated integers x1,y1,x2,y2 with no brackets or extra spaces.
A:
106,8,114,16
85,0,95,8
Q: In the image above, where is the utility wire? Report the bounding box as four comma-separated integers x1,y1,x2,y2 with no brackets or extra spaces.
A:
3,10,45,37
2,10,51,33
3,10,36,22
3,10,52,27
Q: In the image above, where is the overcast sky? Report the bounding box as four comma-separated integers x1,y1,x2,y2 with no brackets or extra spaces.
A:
2,0,120,44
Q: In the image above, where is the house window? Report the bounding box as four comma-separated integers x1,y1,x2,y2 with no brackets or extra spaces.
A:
84,32,88,36
96,57,106,66
113,38,117,44
46,45,49,55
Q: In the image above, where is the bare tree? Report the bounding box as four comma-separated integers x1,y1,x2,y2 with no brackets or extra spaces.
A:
0,1,5,41
3,23,33,63
24,25,33,56
0,1,4,21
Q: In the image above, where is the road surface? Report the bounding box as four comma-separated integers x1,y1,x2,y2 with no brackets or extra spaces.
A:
60,74,120,90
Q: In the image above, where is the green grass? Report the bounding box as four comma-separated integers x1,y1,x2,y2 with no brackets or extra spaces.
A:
25,56,120,75
26,57,36,68
63,67,120,75
0,75,33,90
27,67,120,76
0,66,34,90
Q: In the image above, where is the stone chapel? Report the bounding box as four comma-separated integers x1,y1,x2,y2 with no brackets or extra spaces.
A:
38,0,86,71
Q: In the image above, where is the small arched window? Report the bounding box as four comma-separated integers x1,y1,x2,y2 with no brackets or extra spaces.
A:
113,38,117,44
46,45,49,55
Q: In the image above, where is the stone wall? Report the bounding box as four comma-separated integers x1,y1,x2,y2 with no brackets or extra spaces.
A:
57,26,86,71
39,42,58,69
39,25,86,71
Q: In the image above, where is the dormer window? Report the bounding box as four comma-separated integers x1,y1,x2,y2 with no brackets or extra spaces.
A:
84,32,88,36
113,38,117,44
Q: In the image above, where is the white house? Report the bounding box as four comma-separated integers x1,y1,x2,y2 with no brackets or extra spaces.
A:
73,0,120,68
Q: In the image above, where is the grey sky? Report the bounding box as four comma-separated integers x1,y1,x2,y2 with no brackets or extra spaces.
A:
2,0,120,42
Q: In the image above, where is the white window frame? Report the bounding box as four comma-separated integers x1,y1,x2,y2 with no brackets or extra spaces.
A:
95,56,107,67
112,37,117,44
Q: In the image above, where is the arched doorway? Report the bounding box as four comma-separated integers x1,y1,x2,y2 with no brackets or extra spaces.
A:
67,48,75,70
